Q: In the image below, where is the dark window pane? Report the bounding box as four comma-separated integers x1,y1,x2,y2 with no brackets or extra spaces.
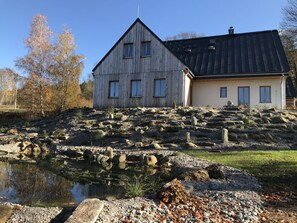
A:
124,43,133,58
260,86,271,103
238,87,249,106
141,42,151,57
220,87,227,97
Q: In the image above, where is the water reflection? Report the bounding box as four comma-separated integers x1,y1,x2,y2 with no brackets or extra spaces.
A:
0,160,163,206
0,162,75,206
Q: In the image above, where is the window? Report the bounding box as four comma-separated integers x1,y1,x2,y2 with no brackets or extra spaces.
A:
109,81,119,98
123,43,133,58
220,87,227,98
238,87,250,106
260,86,271,103
141,41,151,57
131,80,141,97
154,79,166,97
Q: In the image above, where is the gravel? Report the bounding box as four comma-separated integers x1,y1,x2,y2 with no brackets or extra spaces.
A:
6,206,62,223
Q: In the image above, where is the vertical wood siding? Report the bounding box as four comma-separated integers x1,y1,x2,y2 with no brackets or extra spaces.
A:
93,21,186,108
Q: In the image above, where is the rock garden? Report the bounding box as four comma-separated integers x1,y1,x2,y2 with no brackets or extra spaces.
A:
0,106,296,222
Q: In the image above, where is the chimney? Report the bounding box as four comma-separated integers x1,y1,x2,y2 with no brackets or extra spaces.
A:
228,26,234,35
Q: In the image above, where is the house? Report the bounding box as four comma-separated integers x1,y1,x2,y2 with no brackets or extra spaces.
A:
92,19,291,109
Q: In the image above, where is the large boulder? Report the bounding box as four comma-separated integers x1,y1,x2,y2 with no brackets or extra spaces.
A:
90,130,106,140
96,154,110,164
152,142,161,149
206,164,225,179
83,149,94,164
179,169,210,182
105,146,114,159
113,153,126,163
271,116,288,124
145,155,158,166
191,116,198,126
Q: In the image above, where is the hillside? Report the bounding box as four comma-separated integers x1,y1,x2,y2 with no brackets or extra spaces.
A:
0,106,296,152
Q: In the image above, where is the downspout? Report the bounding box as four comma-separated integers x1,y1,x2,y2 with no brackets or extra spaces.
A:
182,69,185,107
92,72,95,108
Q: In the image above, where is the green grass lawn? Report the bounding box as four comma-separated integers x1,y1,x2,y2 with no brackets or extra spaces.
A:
186,150,297,192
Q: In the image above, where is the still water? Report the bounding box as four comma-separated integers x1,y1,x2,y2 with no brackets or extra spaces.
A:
0,161,127,206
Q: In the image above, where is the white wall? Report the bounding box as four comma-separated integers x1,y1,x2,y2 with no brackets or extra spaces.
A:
183,74,191,106
192,76,286,109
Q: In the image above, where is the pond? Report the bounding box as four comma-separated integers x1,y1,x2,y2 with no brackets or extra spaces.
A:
0,159,168,207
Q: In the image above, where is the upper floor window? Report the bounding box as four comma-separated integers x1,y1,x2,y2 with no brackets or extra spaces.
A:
141,41,151,57
123,43,133,58
109,81,119,98
260,86,271,103
220,87,227,98
131,80,141,97
154,79,166,97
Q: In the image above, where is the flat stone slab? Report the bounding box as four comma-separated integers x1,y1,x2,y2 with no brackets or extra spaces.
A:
0,143,20,153
65,199,104,223
0,205,13,223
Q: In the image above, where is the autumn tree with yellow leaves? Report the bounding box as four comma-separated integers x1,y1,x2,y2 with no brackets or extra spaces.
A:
15,14,86,116
16,14,53,117
52,28,85,112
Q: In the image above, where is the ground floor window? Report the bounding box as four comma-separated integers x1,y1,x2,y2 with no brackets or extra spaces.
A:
260,86,271,103
154,79,166,97
131,80,141,97
220,87,227,98
109,81,119,98
238,86,250,106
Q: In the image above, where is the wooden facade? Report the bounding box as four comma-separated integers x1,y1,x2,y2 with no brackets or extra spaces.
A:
93,20,187,108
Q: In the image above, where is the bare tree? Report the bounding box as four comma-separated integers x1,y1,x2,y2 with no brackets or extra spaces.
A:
0,68,20,108
282,0,297,88
282,0,297,33
165,32,204,41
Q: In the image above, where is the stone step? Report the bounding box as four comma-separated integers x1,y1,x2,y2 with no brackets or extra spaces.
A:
206,121,224,127
196,141,217,147
258,124,288,130
196,127,220,133
65,199,104,223
209,117,227,122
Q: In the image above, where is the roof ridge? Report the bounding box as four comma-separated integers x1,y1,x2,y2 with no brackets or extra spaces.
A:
163,30,279,43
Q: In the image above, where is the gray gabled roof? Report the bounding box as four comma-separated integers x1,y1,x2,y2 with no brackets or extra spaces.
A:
163,30,290,78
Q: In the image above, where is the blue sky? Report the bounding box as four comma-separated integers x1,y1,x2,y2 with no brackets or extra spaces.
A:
0,0,289,81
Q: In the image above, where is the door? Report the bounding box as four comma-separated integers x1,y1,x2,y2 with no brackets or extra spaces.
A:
238,87,250,106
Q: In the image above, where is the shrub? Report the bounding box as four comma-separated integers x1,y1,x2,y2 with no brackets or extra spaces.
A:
124,175,159,198
52,129,65,138
74,110,83,119
107,106,115,115
172,101,177,109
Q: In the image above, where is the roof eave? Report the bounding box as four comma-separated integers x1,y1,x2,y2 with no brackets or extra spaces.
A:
192,72,289,80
